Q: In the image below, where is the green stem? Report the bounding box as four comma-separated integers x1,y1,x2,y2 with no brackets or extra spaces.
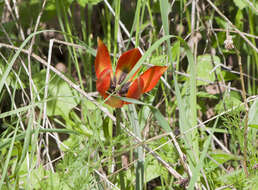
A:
113,0,120,65
248,8,258,73
128,104,144,190
235,49,249,177
115,108,126,189
135,0,142,47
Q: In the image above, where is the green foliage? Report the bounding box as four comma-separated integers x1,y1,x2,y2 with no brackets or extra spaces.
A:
248,98,258,129
56,147,100,189
0,0,257,189
33,70,79,117
233,0,249,10
205,150,241,173
77,0,103,7
215,91,244,113
196,54,221,86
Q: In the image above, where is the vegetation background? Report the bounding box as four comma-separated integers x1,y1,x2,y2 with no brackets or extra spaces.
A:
0,0,257,189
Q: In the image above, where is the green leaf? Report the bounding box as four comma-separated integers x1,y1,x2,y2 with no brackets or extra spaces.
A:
33,70,79,117
119,96,147,105
171,40,181,62
215,16,228,28
206,150,240,173
150,107,172,132
150,55,167,66
47,76,79,117
235,9,244,30
215,91,244,113
103,117,112,140
0,30,52,94
248,98,258,129
196,54,221,86
145,159,162,183
221,70,238,81
197,91,218,99
233,0,248,9
77,0,103,7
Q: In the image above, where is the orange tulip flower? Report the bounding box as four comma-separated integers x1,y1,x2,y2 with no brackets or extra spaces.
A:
95,39,168,108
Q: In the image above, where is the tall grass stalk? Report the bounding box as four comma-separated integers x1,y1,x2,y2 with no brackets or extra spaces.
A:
0,121,19,189
236,49,249,177
134,1,144,189
128,105,144,190
113,0,120,65
248,9,258,73
159,0,198,185
56,0,84,90
115,108,125,189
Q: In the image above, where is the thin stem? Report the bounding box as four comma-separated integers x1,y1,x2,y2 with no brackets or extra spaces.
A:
113,0,120,65
115,108,126,189
135,0,142,47
128,104,144,190
236,49,249,177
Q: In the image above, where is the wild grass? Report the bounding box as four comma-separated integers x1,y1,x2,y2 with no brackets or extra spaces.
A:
0,0,258,190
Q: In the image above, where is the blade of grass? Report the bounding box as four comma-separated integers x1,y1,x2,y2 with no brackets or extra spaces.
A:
0,102,41,119
113,0,120,65
187,84,229,189
81,5,93,92
0,128,78,150
0,120,20,189
133,1,144,188
125,0,142,50
0,30,53,93
135,0,142,47
57,0,84,90
187,114,220,190
248,8,258,84
159,0,198,183
128,104,144,190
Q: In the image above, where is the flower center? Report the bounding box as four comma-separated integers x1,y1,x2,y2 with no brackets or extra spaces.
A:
107,74,131,97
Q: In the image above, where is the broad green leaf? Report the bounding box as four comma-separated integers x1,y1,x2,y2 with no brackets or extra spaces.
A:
46,75,79,117
233,0,258,15
145,159,163,183
33,70,79,117
233,0,248,9
196,54,221,86
248,98,258,129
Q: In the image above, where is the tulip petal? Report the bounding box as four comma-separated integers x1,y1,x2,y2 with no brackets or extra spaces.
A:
115,48,142,84
125,77,144,104
96,68,111,97
95,39,112,79
140,66,168,93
